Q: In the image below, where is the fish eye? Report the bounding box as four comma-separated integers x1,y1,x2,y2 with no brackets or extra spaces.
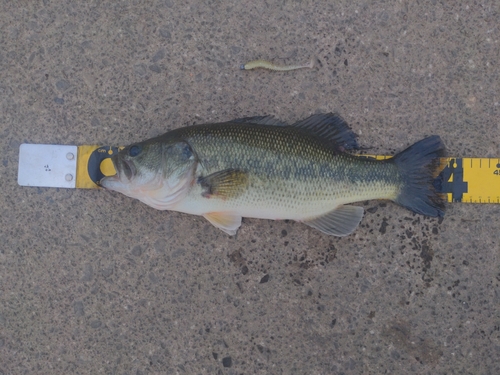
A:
128,145,142,157
182,144,192,159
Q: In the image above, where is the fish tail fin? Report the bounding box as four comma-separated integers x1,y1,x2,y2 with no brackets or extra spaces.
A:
393,135,446,217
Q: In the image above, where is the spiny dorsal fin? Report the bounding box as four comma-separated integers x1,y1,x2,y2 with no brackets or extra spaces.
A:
292,113,358,150
303,205,364,236
197,169,249,199
231,115,288,127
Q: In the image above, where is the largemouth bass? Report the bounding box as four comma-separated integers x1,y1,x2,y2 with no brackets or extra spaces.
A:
101,113,445,236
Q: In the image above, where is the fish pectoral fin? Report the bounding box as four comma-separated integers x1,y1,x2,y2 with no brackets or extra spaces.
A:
303,205,364,237
203,212,242,236
197,169,249,199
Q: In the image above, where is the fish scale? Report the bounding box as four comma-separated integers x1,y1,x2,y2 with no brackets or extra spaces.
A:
183,126,392,207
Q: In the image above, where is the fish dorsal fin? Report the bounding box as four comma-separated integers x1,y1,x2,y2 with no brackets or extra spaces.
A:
303,205,364,236
197,169,249,199
231,115,288,127
292,113,358,150
203,212,242,236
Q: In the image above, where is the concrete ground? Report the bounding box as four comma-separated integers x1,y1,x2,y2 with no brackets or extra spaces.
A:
1,1,499,374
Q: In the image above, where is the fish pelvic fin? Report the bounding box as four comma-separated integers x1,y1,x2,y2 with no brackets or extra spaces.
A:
197,169,249,199
393,135,446,217
303,205,364,236
203,212,242,236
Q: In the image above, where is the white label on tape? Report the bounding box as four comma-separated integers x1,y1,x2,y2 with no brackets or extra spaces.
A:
18,144,78,188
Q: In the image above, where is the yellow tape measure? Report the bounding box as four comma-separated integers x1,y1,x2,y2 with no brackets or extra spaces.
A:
76,145,123,189
442,157,500,204
75,145,499,204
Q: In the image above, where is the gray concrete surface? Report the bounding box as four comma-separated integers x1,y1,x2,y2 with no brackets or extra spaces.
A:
1,1,499,374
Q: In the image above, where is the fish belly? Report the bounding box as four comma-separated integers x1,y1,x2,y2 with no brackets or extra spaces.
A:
172,173,399,221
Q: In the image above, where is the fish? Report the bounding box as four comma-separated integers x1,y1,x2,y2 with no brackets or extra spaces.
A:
240,59,314,71
100,113,446,236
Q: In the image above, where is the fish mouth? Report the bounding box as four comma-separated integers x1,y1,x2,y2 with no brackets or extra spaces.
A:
100,154,137,191
110,155,136,181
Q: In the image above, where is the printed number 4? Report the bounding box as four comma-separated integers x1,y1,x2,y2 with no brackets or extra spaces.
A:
438,159,468,202
493,163,500,175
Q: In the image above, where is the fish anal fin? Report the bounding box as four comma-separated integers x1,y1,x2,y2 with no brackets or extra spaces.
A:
203,212,242,236
292,113,358,150
198,169,249,199
303,205,364,236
